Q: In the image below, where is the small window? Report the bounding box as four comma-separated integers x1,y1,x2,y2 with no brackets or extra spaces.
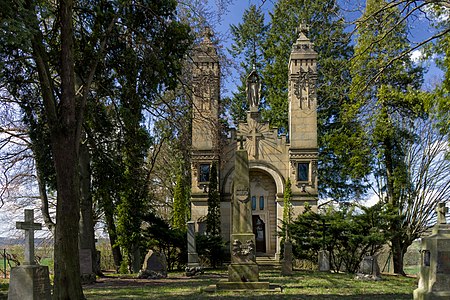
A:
199,164,210,182
259,196,264,210
297,163,309,181
251,196,256,210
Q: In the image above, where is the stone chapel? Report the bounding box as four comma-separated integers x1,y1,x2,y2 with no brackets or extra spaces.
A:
190,26,318,260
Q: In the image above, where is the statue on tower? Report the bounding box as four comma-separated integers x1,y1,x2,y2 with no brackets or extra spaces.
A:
246,68,260,111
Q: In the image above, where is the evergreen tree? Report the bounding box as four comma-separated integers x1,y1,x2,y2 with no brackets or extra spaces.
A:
228,4,269,125
206,162,220,236
172,173,189,230
349,0,424,275
283,178,292,239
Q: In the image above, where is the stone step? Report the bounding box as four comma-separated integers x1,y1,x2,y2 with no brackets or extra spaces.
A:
256,256,281,267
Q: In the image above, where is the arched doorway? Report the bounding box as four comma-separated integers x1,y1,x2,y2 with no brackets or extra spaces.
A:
249,169,277,255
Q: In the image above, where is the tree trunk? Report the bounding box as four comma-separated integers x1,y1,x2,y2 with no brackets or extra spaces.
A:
104,204,122,272
52,133,84,299
52,0,84,298
391,235,405,275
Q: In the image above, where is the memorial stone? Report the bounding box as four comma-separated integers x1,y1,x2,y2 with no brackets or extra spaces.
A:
356,255,381,280
216,143,269,290
318,250,330,272
281,241,293,276
138,250,168,279
414,202,450,300
186,221,202,276
8,209,51,300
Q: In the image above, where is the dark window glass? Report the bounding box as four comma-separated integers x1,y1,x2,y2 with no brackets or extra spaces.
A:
259,196,264,210
297,163,309,181
199,164,210,182
251,196,256,210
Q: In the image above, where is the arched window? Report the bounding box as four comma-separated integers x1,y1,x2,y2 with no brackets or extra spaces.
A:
251,196,256,210
259,196,264,210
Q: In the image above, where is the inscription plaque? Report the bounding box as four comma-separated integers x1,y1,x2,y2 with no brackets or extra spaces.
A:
436,251,450,274
423,250,430,267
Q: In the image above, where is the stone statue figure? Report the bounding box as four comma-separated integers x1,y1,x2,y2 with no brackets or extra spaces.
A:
246,69,260,109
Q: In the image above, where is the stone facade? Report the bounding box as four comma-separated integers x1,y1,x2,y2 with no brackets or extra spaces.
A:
190,26,318,259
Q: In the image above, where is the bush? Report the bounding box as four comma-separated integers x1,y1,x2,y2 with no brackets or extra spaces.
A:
196,234,227,268
141,213,187,271
289,202,392,273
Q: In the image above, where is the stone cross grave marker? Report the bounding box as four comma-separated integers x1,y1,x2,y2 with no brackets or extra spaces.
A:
16,209,42,265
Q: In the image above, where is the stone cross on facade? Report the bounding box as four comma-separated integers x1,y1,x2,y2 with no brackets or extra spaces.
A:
249,127,263,159
437,202,448,224
16,209,42,265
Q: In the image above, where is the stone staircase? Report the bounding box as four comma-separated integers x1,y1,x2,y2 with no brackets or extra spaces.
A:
256,255,281,269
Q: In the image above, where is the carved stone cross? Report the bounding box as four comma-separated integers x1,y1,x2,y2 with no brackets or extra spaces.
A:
249,127,263,158
16,209,42,265
437,202,448,225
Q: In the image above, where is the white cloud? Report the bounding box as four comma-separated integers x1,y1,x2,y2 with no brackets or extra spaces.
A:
410,49,423,62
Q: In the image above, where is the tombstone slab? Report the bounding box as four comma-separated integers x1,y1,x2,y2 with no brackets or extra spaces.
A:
318,250,330,272
356,255,381,281
414,202,450,300
138,250,167,279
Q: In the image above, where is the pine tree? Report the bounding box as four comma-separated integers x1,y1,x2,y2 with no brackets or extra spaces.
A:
283,178,293,239
349,0,424,275
172,173,189,230
228,4,268,125
206,162,220,236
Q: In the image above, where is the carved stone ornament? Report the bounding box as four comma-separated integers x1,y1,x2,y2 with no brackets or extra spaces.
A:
293,67,317,109
235,185,249,203
232,239,255,261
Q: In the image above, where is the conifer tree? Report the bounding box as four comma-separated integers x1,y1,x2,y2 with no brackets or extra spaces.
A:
349,0,424,275
172,173,189,230
283,178,293,239
206,162,220,236
228,4,268,125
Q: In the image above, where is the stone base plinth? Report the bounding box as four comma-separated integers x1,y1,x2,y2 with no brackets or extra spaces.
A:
216,281,270,290
414,289,450,300
228,263,259,282
8,265,51,300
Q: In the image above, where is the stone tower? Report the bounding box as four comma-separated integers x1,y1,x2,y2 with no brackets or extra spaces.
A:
190,30,220,222
288,24,318,198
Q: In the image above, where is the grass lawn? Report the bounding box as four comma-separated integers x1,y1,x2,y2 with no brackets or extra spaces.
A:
83,269,417,300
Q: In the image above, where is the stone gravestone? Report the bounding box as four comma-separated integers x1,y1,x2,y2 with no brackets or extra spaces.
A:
414,202,450,300
356,255,381,281
318,250,330,272
79,248,96,283
216,140,269,290
185,221,203,276
8,209,51,300
281,241,293,276
138,250,168,279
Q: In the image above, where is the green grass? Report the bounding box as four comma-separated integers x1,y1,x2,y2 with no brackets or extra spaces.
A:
83,269,417,300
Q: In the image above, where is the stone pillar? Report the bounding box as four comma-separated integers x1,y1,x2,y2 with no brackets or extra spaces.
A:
186,221,203,276
281,241,293,276
414,202,450,300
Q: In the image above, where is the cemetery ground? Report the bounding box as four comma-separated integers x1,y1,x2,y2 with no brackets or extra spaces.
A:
0,268,417,299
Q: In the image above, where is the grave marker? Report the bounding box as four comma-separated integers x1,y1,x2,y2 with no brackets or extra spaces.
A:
8,209,51,300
